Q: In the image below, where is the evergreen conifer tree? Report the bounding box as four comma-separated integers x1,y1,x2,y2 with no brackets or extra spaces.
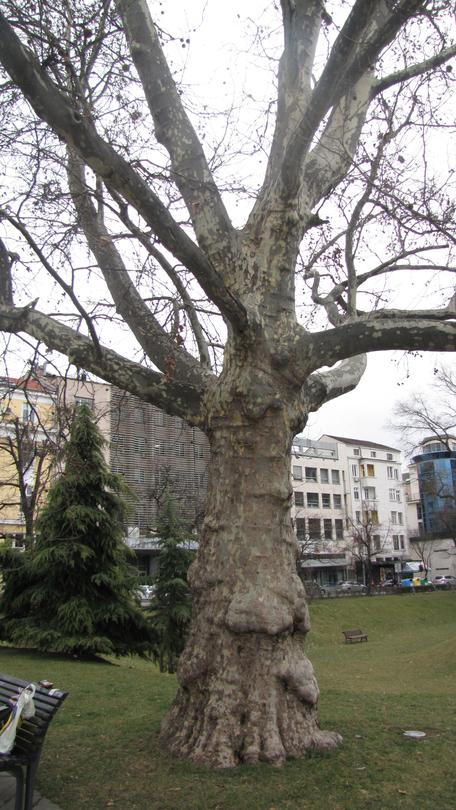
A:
0,405,154,658
149,491,193,673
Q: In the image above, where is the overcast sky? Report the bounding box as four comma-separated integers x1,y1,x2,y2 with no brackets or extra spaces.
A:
306,350,455,453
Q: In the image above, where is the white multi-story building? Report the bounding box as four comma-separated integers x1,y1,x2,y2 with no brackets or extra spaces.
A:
291,434,409,585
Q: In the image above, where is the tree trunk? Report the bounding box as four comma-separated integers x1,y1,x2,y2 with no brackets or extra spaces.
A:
160,404,341,767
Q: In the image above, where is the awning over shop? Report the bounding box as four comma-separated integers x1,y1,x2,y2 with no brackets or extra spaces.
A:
301,558,347,568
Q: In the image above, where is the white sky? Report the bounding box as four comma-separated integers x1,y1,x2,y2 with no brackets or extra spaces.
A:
307,350,455,453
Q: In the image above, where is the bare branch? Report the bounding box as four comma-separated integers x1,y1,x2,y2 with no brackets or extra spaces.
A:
374,43,456,97
0,209,102,354
117,0,237,267
108,189,212,369
67,151,210,387
0,12,248,332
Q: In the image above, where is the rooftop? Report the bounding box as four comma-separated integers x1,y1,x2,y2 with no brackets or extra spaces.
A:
322,434,400,452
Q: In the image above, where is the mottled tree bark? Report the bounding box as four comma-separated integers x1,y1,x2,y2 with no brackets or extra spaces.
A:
161,394,340,766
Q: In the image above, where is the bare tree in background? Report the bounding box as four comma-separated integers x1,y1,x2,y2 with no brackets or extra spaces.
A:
0,1,455,767
394,366,456,454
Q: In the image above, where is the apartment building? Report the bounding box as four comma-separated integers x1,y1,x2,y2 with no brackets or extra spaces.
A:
291,435,349,583
292,434,409,585
0,372,57,542
109,386,210,533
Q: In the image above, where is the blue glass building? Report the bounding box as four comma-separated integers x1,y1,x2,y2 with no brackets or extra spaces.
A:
413,438,456,535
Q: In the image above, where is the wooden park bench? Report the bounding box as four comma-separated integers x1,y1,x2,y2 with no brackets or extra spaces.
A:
343,628,368,644
0,673,68,810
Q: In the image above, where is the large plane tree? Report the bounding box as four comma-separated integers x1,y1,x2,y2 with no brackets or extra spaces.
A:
0,1,455,767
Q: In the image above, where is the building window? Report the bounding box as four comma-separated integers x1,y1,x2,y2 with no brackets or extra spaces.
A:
391,511,397,524
353,448,360,456
154,411,165,426
353,488,359,500
134,469,145,484
364,509,379,524
387,466,394,479
335,519,344,539
305,467,317,482
295,517,306,539
308,518,321,540
111,433,124,447
194,444,205,459
175,443,185,457
352,464,358,478
320,468,329,483
155,441,165,455
389,488,396,501
371,451,376,458
333,494,342,509
133,436,146,453
363,486,376,500
400,535,405,549
355,511,361,523
294,491,304,507
134,407,145,423
387,453,393,461
373,534,381,551
331,470,340,485
395,489,401,502
322,493,331,508
398,512,403,525
292,466,303,481
323,519,332,540
393,535,399,550
307,492,319,508
74,396,94,409
22,403,36,423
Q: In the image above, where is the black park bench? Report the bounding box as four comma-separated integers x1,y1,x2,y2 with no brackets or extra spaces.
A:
0,673,68,810
343,628,368,643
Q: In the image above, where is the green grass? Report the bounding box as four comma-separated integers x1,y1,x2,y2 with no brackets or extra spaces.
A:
1,591,455,810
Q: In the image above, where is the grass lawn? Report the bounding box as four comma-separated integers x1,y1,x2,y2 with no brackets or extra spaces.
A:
1,591,455,810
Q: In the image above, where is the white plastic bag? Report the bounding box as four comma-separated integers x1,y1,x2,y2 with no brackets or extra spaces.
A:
0,683,36,755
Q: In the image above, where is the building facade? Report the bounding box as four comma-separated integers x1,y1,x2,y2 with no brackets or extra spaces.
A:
0,372,57,543
292,434,409,585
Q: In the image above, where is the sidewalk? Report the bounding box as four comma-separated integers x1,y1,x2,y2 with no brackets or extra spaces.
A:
0,773,63,810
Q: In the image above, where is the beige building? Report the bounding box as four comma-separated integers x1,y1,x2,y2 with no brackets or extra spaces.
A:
292,434,409,585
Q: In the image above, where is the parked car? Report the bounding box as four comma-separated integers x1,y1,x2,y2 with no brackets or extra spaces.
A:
135,584,156,605
379,578,396,588
432,574,456,586
319,581,367,596
337,580,367,593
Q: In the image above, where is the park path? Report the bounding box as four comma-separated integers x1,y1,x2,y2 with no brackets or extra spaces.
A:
0,773,63,809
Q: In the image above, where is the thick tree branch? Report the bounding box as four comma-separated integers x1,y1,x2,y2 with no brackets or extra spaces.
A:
0,304,208,421
0,12,248,332
280,0,425,197
300,70,374,213
67,151,211,389
305,354,367,411
117,0,237,270
299,314,456,377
